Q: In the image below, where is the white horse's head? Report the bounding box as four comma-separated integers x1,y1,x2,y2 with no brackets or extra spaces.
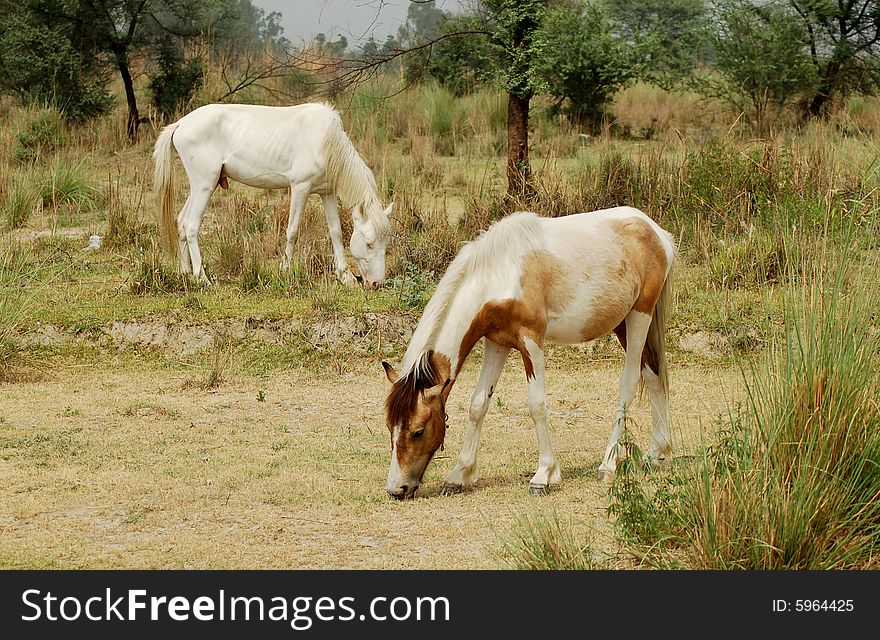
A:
350,203,392,289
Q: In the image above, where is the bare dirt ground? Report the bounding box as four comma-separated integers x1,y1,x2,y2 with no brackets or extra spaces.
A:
0,357,743,569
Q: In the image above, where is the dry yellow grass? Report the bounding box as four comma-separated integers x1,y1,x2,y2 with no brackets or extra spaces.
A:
0,356,742,569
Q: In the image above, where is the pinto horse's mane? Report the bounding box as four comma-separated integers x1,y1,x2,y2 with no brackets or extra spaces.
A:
385,351,444,428
398,211,545,381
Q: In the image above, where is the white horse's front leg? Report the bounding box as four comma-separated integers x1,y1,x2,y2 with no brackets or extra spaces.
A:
280,183,312,272
321,193,356,285
523,336,560,494
598,311,653,482
443,340,510,494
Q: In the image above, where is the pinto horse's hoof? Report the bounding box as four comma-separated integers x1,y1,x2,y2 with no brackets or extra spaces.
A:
596,470,616,484
440,483,464,496
528,483,548,496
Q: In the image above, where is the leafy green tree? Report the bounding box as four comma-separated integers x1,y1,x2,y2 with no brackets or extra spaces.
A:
788,0,880,116
481,0,550,196
0,0,284,140
148,34,203,118
424,15,495,96
0,0,114,122
698,1,816,135
532,2,638,132
605,0,708,88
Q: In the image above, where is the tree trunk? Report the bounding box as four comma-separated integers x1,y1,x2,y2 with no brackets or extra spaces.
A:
806,60,841,118
507,91,533,198
116,49,140,142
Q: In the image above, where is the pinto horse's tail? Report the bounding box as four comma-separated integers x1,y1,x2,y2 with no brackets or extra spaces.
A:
153,121,180,254
644,260,673,395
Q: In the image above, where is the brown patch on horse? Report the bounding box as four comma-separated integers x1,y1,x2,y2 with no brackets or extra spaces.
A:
612,218,668,315
457,251,572,380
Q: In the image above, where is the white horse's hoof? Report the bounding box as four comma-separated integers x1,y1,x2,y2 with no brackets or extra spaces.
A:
596,470,615,484
339,270,358,287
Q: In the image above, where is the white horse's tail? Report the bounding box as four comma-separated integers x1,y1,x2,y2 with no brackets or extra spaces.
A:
153,121,180,254
645,260,673,394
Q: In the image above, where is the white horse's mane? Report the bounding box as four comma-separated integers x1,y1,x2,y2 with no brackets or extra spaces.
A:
400,211,545,378
322,105,390,239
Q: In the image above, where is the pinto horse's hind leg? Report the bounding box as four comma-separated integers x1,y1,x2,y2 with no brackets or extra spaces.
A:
522,336,560,494
442,339,510,494
598,310,653,482
642,364,671,464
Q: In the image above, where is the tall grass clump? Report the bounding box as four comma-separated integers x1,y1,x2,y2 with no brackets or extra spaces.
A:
609,245,880,569
129,241,191,294
497,510,604,570
3,159,101,229
39,159,102,224
3,174,38,229
0,243,47,382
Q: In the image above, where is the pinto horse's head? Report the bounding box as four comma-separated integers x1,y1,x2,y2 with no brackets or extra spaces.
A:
382,353,451,499
350,203,393,290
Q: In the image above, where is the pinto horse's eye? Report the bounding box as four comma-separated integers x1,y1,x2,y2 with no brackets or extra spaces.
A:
411,428,425,439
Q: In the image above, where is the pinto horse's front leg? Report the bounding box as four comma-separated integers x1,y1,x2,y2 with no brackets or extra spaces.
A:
523,336,560,495
442,340,510,494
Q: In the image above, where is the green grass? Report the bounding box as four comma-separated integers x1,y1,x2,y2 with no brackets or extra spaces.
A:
497,509,606,570
605,247,880,569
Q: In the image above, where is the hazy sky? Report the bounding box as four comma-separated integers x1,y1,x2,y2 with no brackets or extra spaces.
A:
253,0,462,46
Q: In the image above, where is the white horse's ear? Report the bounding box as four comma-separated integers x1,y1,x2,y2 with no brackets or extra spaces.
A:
352,205,364,222
382,361,399,384
423,378,451,401
384,203,394,217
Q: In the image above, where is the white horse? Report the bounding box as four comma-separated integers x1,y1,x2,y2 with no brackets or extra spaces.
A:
152,102,392,288
382,206,676,499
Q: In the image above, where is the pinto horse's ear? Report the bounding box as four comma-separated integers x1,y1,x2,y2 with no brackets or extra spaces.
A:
424,378,451,401
382,361,399,384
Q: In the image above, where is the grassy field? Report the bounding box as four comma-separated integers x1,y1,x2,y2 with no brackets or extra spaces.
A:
1,78,878,568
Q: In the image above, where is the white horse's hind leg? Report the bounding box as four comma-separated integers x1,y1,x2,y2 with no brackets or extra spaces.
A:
642,364,672,464
443,340,510,493
182,185,215,283
523,336,560,493
280,182,312,272
321,193,356,286
598,310,653,482
176,195,192,274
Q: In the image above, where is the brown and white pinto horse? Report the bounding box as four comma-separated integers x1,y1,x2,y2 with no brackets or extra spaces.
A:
382,207,676,499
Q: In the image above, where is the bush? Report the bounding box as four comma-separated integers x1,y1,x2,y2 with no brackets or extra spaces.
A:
12,108,67,164
148,38,203,119
532,3,637,132
610,253,880,569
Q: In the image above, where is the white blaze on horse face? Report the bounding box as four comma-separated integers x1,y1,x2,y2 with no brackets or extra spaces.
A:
387,426,419,496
